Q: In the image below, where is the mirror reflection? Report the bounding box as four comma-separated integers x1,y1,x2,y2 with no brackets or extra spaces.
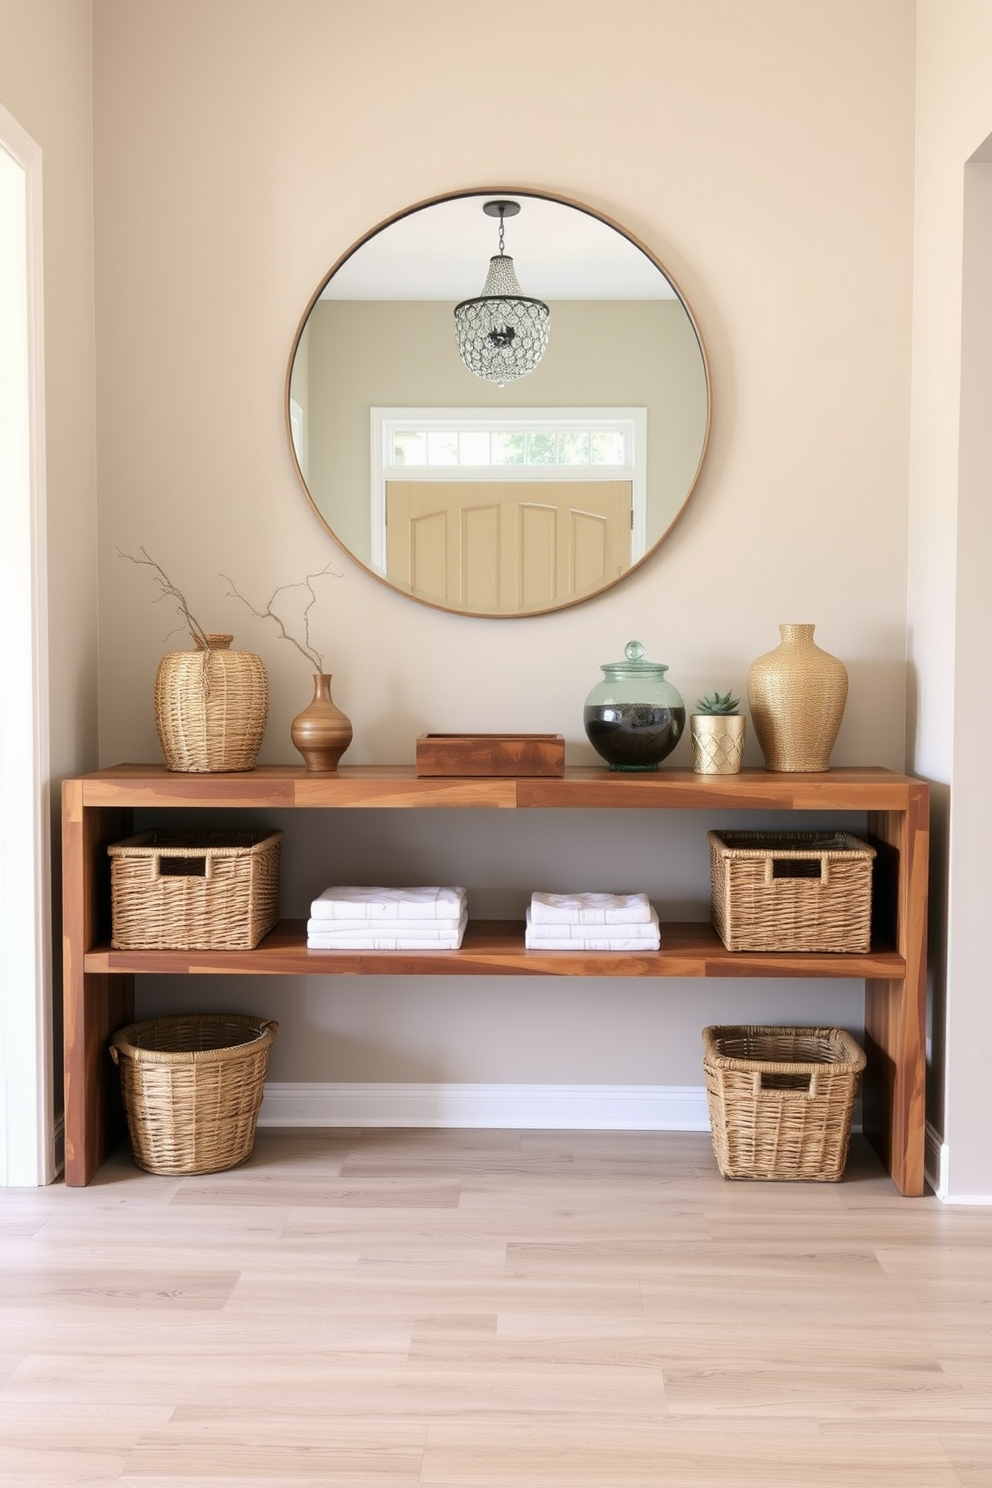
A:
287,189,711,617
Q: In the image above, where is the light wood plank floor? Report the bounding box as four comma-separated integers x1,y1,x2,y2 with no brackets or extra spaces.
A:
2,1129,992,1487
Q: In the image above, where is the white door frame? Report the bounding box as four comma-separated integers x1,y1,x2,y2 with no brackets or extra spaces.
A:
0,102,55,1186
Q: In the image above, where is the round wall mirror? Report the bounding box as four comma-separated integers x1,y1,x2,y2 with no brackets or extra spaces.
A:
287,188,711,618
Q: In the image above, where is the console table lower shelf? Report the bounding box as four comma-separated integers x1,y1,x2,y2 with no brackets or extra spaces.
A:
85,919,906,979
62,765,928,1193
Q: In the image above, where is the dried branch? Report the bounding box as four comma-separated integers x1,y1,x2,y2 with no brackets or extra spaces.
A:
118,547,209,648
222,564,341,671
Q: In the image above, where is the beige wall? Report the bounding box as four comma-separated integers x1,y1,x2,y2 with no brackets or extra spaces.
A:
91,0,916,1095
90,0,916,1095
0,2,99,782
910,1,992,1198
0,0,99,1123
93,0,916,775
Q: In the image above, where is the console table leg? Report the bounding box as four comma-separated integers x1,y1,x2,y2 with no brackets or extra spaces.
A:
863,790,928,1196
64,972,133,1185
62,782,133,1185
863,977,926,1196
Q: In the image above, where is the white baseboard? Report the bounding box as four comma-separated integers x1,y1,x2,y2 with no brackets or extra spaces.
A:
925,1119,992,1205
259,1082,712,1131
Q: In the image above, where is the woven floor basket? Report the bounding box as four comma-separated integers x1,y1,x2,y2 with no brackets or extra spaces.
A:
708,830,875,952
109,1014,278,1174
702,1024,866,1181
109,829,281,950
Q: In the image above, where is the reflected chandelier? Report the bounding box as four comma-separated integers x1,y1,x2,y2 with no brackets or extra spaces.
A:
453,200,550,386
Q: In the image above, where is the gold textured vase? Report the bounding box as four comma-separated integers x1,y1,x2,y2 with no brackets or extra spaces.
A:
690,713,746,775
746,624,847,773
290,673,353,773
154,633,268,772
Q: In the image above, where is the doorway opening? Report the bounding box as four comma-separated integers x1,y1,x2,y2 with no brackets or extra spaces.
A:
0,104,55,1186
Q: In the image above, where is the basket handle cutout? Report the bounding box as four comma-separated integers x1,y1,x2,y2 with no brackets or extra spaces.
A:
766,857,828,886
155,855,209,880
757,1070,815,1097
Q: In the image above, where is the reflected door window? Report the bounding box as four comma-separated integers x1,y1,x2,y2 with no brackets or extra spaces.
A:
371,407,647,579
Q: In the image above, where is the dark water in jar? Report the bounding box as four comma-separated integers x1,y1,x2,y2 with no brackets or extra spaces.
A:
584,703,686,770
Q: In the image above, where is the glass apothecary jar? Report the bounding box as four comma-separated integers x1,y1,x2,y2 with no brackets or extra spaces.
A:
583,640,685,771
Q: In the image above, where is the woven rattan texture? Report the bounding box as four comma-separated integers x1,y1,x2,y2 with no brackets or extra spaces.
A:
746,624,848,773
702,1024,866,1181
154,643,267,772
109,830,281,950
708,830,875,952
109,1014,278,1174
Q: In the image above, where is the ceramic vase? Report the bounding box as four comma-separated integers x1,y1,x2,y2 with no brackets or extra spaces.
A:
746,623,847,772
290,673,353,772
154,633,268,772
690,713,746,775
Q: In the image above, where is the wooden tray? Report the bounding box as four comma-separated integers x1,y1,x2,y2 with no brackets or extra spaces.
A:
415,733,565,777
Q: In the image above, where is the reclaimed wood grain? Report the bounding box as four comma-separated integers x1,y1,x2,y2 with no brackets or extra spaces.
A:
415,733,565,777
62,766,928,1192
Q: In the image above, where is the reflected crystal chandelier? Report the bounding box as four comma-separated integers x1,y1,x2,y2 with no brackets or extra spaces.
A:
453,200,550,386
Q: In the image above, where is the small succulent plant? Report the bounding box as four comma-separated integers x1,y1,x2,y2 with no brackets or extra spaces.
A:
695,690,740,715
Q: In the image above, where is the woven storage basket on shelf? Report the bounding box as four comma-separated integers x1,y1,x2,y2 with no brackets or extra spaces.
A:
154,633,268,773
708,829,875,952
109,1014,278,1174
702,1024,866,1181
108,830,281,950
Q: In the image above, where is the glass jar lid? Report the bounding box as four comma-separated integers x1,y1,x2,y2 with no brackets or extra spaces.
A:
599,639,670,681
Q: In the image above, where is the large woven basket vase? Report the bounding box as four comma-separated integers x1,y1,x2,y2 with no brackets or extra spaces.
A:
155,633,268,773
747,624,847,772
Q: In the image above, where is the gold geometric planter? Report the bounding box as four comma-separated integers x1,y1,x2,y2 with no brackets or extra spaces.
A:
690,713,746,775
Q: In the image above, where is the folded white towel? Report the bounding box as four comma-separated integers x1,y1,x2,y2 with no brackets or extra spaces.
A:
529,891,653,925
308,937,466,950
524,906,660,951
308,918,467,952
306,913,466,938
525,906,660,941
310,886,467,921
525,932,660,950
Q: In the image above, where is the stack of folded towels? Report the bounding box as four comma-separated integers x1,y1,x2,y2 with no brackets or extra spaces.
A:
307,885,468,950
524,891,660,950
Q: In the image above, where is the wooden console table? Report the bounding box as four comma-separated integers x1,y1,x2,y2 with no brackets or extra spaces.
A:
62,764,929,1192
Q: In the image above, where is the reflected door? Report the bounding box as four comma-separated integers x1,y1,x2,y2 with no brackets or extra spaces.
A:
386,480,631,614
